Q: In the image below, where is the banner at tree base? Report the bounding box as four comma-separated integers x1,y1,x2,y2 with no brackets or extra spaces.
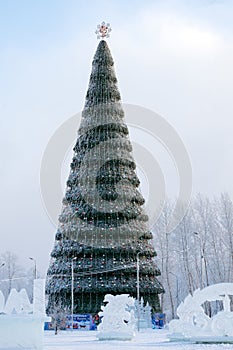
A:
66,314,97,330
152,313,166,329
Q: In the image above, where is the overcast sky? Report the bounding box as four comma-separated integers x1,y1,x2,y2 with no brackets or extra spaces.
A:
1,0,233,275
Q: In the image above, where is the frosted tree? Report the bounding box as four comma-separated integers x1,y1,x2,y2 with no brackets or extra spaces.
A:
0,252,27,298
152,200,176,317
46,40,164,315
153,194,233,321
218,193,233,281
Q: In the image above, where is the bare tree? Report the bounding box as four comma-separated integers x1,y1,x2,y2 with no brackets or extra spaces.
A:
153,200,178,319
50,299,68,334
218,193,233,282
0,251,26,298
152,194,233,321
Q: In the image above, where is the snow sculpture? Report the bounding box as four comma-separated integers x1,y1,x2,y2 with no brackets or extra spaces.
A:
0,279,50,349
97,294,136,340
0,291,5,313
4,288,32,314
33,279,46,315
169,283,233,342
135,298,152,329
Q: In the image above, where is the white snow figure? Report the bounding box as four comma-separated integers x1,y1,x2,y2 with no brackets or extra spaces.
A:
0,279,50,349
0,291,4,314
3,288,32,314
168,283,233,342
97,294,135,340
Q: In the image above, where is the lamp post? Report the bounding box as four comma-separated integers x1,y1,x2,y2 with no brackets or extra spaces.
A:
71,257,77,331
194,232,211,316
29,257,37,279
136,252,140,302
194,232,209,288
169,271,179,316
136,252,140,332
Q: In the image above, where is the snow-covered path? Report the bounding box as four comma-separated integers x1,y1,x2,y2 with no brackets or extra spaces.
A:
43,330,233,350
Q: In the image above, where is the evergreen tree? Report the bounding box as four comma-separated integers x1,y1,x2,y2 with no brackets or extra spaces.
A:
46,40,164,315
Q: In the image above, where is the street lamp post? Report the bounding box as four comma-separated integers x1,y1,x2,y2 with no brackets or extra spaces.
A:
136,252,140,332
169,271,179,313
194,232,209,287
29,257,37,279
71,257,77,331
194,232,203,287
136,252,140,302
194,232,211,316
194,232,209,288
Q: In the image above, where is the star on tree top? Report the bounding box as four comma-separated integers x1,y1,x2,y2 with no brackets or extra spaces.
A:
95,22,112,39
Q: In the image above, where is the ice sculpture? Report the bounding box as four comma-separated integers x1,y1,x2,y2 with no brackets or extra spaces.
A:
4,288,32,314
135,297,152,329
0,279,50,349
168,283,233,342
97,294,136,340
0,291,5,313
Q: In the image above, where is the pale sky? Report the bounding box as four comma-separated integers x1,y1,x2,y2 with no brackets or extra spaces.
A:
1,0,233,275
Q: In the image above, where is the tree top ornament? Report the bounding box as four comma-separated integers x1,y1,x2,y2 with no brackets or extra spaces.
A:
95,21,112,39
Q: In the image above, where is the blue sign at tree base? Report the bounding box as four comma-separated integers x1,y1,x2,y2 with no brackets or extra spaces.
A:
152,313,166,329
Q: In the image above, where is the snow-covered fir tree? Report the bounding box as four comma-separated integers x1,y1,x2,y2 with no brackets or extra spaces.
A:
46,40,164,315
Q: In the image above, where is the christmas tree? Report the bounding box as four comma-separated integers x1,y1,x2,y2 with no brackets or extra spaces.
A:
46,38,164,315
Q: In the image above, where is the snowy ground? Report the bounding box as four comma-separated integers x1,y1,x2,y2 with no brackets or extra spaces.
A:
43,329,233,350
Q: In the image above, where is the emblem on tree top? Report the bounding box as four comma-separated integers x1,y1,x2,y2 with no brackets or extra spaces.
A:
95,22,111,39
